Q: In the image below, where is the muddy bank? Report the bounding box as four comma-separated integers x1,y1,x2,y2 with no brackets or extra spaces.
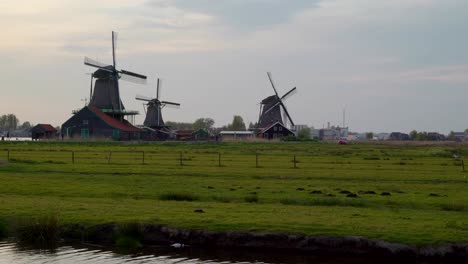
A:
60,223,468,262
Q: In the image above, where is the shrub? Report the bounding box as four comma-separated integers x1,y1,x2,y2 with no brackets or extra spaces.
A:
159,192,199,201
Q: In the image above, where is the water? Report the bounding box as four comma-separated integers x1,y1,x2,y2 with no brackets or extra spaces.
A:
0,241,395,264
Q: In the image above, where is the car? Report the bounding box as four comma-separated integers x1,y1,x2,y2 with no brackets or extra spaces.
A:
338,140,347,145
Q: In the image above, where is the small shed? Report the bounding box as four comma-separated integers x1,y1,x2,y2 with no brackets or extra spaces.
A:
31,124,57,140
258,122,294,140
192,128,211,140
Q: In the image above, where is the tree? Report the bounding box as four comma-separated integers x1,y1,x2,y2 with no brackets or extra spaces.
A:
297,128,311,141
18,121,32,130
227,115,246,131
193,118,214,131
366,132,374,140
165,121,193,130
409,130,418,140
416,131,428,141
0,114,19,131
248,122,258,129
448,131,455,141
464,128,468,133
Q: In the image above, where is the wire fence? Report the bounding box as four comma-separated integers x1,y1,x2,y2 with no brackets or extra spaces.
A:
1,149,465,172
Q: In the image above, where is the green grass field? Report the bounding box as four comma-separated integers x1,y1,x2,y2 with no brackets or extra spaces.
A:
0,141,466,245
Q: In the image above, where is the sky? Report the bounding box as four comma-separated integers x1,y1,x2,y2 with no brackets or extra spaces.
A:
1,0,467,133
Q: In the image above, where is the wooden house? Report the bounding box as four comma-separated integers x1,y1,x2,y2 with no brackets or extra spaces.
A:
31,124,57,140
61,106,142,141
257,121,294,140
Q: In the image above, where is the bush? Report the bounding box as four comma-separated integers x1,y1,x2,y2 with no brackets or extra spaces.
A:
159,192,199,201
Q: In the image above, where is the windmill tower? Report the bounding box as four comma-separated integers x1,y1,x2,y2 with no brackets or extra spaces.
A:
136,78,180,128
258,72,297,129
84,31,147,120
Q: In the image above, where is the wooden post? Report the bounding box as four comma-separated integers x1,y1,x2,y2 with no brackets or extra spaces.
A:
142,151,145,165
7,149,10,162
218,153,221,167
293,155,297,168
256,153,259,168
71,151,75,164
179,152,183,166
462,159,465,172
108,151,112,164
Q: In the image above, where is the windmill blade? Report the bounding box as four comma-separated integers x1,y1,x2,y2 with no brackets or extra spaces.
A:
120,69,147,80
135,95,152,102
84,57,113,72
142,103,147,115
120,72,148,84
281,87,297,101
267,72,279,97
112,31,118,68
262,101,281,115
157,78,162,100
161,101,180,107
279,102,295,127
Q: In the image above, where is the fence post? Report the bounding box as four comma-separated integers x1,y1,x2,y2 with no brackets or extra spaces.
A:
179,152,183,166
142,151,145,165
293,155,297,168
7,149,10,162
108,151,112,164
71,151,75,164
462,159,465,172
256,153,259,168
218,153,221,167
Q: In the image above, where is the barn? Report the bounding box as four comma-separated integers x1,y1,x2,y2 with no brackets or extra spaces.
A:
31,124,57,140
61,106,142,141
257,121,295,140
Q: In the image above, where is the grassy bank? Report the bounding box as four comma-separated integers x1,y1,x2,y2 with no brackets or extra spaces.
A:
0,141,466,245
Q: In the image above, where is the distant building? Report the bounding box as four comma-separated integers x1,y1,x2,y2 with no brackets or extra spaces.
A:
427,132,445,141
61,106,142,141
375,133,390,141
176,130,194,141
220,131,255,141
291,125,308,132
389,132,410,141
31,124,57,140
319,126,349,140
453,132,468,142
257,122,295,140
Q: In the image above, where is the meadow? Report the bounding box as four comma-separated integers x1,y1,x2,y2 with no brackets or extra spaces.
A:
0,141,466,246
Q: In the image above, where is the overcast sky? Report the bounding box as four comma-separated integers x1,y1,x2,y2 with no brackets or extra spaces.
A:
1,0,467,133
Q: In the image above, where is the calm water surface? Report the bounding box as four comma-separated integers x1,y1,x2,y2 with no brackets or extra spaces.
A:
0,240,401,264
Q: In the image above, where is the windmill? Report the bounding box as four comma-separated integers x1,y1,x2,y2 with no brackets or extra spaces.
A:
136,78,180,128
84,31,147,120
258,72,297,129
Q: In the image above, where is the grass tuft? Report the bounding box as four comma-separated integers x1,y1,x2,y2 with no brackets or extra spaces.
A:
280,197,365,207
14,214,60,248
440,203,465,212
244,194,259,203
159,192,200,201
